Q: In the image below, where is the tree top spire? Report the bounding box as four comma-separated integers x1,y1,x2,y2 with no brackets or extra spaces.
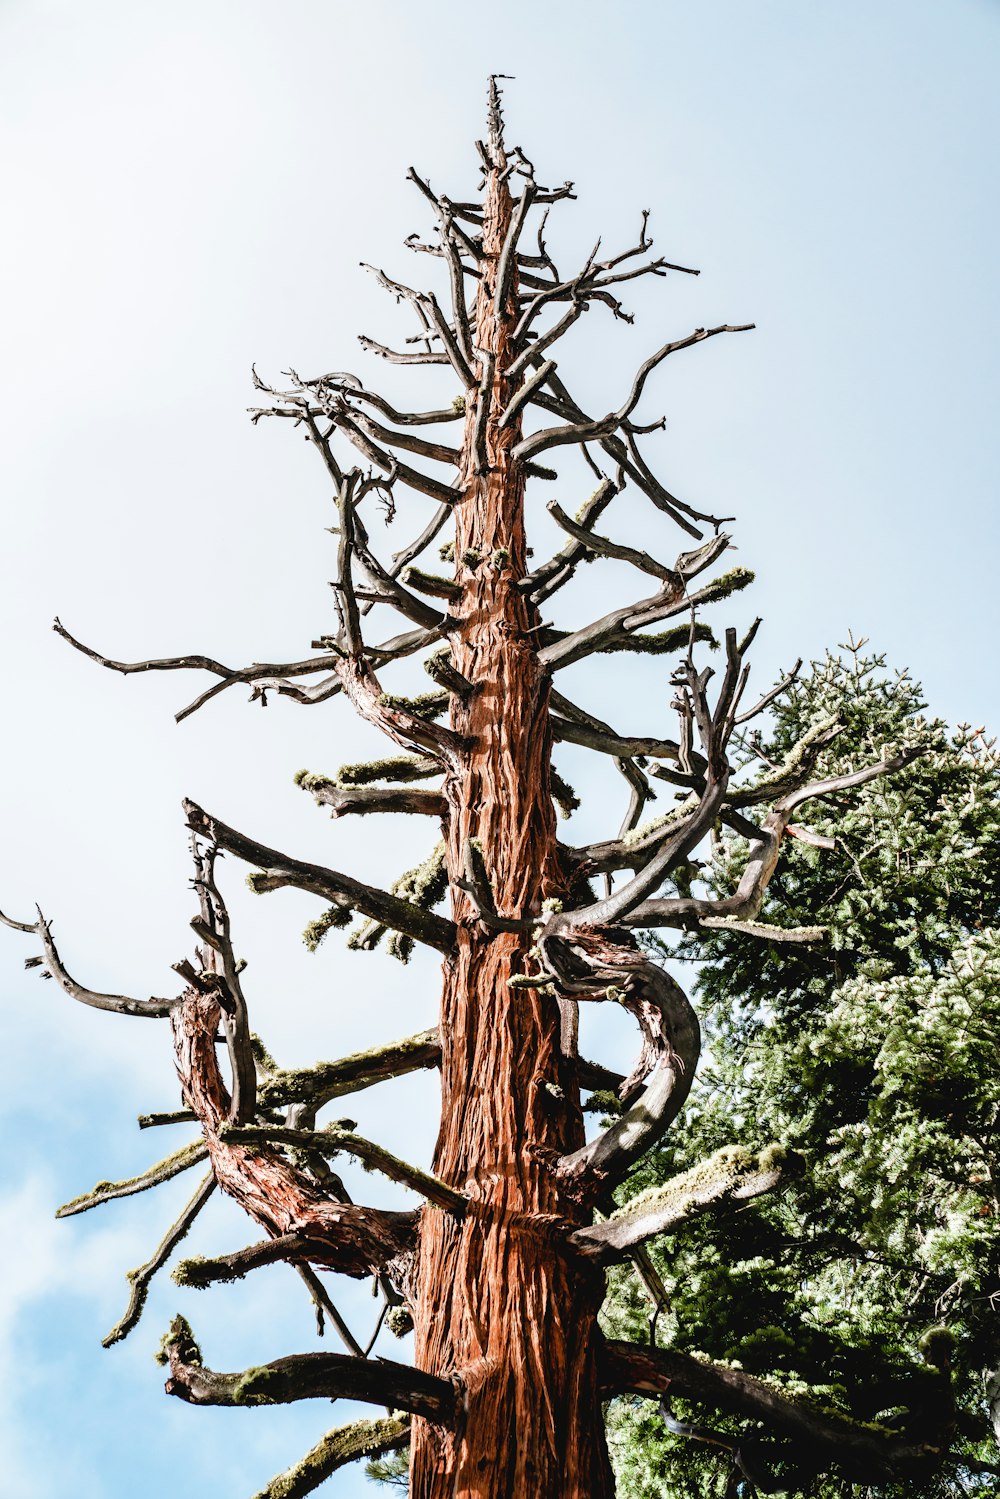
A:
486,73,513,164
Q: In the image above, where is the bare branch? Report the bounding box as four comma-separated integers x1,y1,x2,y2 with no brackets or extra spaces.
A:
627,745,928,932
570,1145,798,1262
102,1172,215,1348
56,1141,208,1218
358,333,450,367
21,908,179,1018
221,1122,467,1213
160,1316,459,1424
546,499,683,583
293,1262,366,1358
511,325,754,465
184,801,456,955
521,477,619,601
250,1416,410,1499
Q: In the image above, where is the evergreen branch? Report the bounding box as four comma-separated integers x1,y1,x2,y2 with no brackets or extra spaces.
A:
600,1341,954,1488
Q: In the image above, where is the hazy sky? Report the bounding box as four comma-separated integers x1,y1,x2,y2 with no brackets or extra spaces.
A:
2,3,998,1496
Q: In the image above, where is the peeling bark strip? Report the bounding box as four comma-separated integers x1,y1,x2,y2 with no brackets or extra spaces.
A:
172,990,416,1279
4,76,953,1499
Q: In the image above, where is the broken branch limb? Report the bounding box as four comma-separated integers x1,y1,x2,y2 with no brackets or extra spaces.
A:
102,1172,216,1348
569,1144,798,1262
161,1317,459,1424
183,801,455,955
599,1340,952,1488
56,1140,208,1218
295,772,447,821
250,1416,410,1499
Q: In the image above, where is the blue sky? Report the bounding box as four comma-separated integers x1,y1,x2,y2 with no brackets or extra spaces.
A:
1,2,998,1496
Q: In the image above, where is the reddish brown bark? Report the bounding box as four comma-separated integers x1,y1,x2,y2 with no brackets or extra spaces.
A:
408,134,615,1499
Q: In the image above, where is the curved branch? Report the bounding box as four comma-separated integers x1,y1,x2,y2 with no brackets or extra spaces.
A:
250,1416,410,1499
570,1145,798,1262
599,1341,952,1488
160,1317,458,1424
24,908,178,1018
172,990,419,1279
536,931,700,1189
56,1140,208,1218
511,324,754,464
103,1172,216,1348
184,801,456,955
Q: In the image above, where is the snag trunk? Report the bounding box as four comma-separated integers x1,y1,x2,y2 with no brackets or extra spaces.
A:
409,140,615,1499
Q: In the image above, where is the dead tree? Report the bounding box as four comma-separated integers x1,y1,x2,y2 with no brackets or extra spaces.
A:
3,83,955,1498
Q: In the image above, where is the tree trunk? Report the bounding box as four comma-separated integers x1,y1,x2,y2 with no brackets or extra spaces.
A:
409,137,616,1499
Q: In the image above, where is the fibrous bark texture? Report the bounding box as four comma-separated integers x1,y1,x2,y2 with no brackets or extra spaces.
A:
410,122,613,1498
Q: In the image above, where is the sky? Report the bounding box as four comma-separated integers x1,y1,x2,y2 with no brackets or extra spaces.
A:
1,2,998,1496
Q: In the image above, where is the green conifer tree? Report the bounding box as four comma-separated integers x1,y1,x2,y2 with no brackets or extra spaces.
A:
605,640,1000,1496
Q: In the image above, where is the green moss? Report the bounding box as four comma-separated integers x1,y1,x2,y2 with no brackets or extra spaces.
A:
377,690,449,722
250,1033,279,1073
550,768,580,819
154,1314,202,1368
252,1416,410,1499
623,801,694,848
460,547,483,569
302,905,354,952
336,754,439,786
348,844,446,964
601,622,715,657
402,567,461,601
438,539,455,562
56,1140,207,1218
524,461,557,480
451,395,466,415
386,1305,414,1338
293,768,334,793
693,565,755,604
232,1364,280,1405
491,548,509,569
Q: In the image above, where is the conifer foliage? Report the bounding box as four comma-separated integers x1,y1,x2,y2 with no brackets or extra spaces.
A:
1,86,971,1496
607,643,1000,1496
